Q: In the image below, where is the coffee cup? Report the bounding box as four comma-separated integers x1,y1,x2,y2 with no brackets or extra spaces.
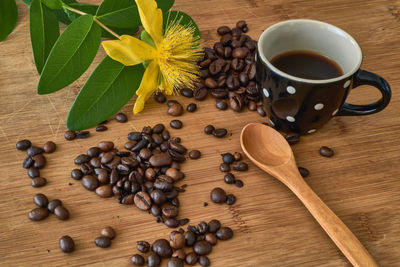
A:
256,19,391,135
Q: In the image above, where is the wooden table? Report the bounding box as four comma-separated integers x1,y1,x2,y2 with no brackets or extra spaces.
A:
1,0,399,266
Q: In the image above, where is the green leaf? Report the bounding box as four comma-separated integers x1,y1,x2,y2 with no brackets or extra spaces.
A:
54,0,77,25
67,57,145,130
163,10,201,38
22,0,33,6
65,2,98,21
30,0,60,74
37,14,102,94
42,0,63,9
96,0,174,29
0,0,18,42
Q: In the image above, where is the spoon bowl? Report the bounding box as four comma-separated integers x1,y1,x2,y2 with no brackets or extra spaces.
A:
240,123,378,267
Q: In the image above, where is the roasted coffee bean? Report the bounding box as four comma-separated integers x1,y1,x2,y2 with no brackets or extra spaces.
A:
257,105,266,117
151,124,164,135
199,255,211,267
185,252,198,265
221,153,235,164
43,141,56,153
23,156,34,169
223,46,232,58
233,152,242,161
101,226,116,239
299,167,310,177
236,20,247,30
204,125,215,135
64,130,76,140
32,154,46,168
27,146,44,157
82,175,99,191
151,205,161,216
170,120,183,129
149,153,172,167
222,60,231,73
212,128,227,138
162,204,179,218
59,236,75,253
33,193,48,208
76,130,90,139
160,142,169,152
154,93,166,103
194,240,212,255
151,189,167,205
214,42,224,56
32,177,47,187
205,233,217,245
161,130,170,141
148,252,161,267
152,134,163,145
54,206,69,220
167,258,183,267
188,150,201,159
219,163,230,172
28,167,40,178
96,125,108,132
121,194,135,205
245,40,256,51
180,87,193,98
204,77,217,89
226,74,240,90
216,226,234,240
208,60,222,76
115,112,127,123
168,103,184,116
16,139,31,150
170,232,185,249
165,168,184,181
232,47,248,58
131,139,148,153
204,47,217,60
87,147,101,158
232,161,248,171
285,133,300,145
199,58,212,68
168,140,187,153
200,68,209,78
230,93,244,112
142,126,153,135
131,254,145,266
185,231,196,247
197,221,208,234
248,100,257,111
217,25,231,35
90,157,101,168
235,179,244,188
134,191,151,210
231,27,242,38
75,154,91,165
95,236,111,248
172,249,186,260
168,150,186,163
239,72,249,86
178,218,189,226
98,141,114,152
211,88,228,99
320,146,334,157
167,100,179,107
193,87,208,101
47,199,62,213
137,240,150,253
226,194,236,205
81,163,94,175
224,173,235,184
138,148,152,160
152,239,173,257
128,131,142,141
247,63,256,80
216,100,228,110
210,187,227,203
96,184,113,198
184,104,196,114
28,207,49,221
207,219,221,233
220,33,233,46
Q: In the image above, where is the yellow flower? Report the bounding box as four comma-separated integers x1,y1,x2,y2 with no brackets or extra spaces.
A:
102,0,202,114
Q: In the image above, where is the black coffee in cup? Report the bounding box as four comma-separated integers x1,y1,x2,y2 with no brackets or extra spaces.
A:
270,50,343,80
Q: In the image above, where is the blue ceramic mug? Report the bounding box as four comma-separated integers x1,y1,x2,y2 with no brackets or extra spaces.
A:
256,19,391,135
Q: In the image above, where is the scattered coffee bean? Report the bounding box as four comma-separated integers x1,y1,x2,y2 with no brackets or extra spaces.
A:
208,220,221,233
226,194,236,205
59,235,75,253
180,88,193,98
115,112,127,123
101,226,116,239
204,125,215,135
28,167,40,178
136,241,150,253
47,199,62,213
235,179,244,188
189,150,201,159
33,193,48,208
27,146,44,157
194,240,212,255
71,169,83,180
170,232,185,249
216,226,233,240
221,153,235,164
96,125,108,132
43,141,56,153
64,130,76,141
31,177,47,187
76,130,90,139
320,146,334,157
74,154,91,165
22,156,34,169
165,218,179,228
154,93,166,103
152,239,173,257
199,255,211,266
82,175,99,191
148,252,161,267
224,173,235,184
16,139,31,150
54,206,69,220
168,103,184,116
185,231,196,247
186,103,197,112
210,187,227,203
185,252,198,265
28,207,49,221
232,161,248,171
170,120,183,129
217,26,231,35
131,254,145,266
219,163,230,172
205,233,217,245
212,128,227,138
299,167,310,177
162,204,179,218
32,154,46,169
216,100,228,110
168,258,183,267
95,236,111,248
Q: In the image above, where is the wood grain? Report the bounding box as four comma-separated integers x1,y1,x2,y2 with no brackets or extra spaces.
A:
1,0,400,266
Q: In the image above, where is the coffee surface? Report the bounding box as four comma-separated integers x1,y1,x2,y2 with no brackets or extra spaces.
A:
270,50,343,80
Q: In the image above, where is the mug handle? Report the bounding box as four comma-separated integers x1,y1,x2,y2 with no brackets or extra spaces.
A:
337,69,391,116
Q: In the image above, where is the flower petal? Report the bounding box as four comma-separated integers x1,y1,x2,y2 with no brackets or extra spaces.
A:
161,74,174,95
135,0,162,46
102,35,156,66
133,60,160,114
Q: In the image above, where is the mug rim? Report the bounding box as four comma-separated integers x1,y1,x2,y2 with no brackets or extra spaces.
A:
257,19,363,84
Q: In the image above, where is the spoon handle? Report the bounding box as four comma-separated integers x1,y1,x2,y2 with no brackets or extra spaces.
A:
288,176,378,267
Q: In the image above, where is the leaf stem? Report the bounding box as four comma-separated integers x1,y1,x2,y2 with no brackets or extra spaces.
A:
63,5,121,39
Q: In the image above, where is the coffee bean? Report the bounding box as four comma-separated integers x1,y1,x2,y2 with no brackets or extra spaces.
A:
208,60,223,76
47,199,62,213
168,258,183,267
162,204,178,218
139,148,152,160
320,146,334,157
178,218,189,226
233,152,241,161
152,239,173,257
154,93,166,103
28,207,49,221
232,161,248,171
131,139,148,153
27,146,44,157
27,167,40,178
115,112,127,123
247,63,256,80
74,154,91,165
33,193,48,208
170,232,185,249
165,168,184,181
210,89,228,99
170,120,183,129
205,233,217,245
70,169,82,180
221,153,234,164
168,103,184,116
64,130,76,140
194,240,212,255
257,105,266,117
216,226,234,240
137,240,150,253
204,125,215,135
186,103,197,113
212,128,227,138
54,206,69,220
172,248,186,260
131,254,145,266
95,125,108,132
148,252,161,267
199,255,211,267
232,47,248,58
226,74,240,90
96,184,113,198
220,33,232,46
134,191,151,210
98,141,114,152
217,25,231,35
162,130,171,141
95,236,111,248
248,101,257,111
149,153,172,167
224,173,235,184
210,187,227,203
208,219,221,233
22,156,33,169
151,189,167,205
59,236,75,253
167,100,179,107
32,177,47,187
299,167,310,177
215,100,228,110
226,194,236,205
204,77,217,89
168,140,187,154
234,179,244,188
236,20,247,30
142,126,153,135
32,154,46,169
16,139,31,150
82,175,99,191
189,150,201,159
76,131,90,139
180,88,193,98
101,226,116,239
199,58,212,68
197,221,208,234
193,87,208,101
185,252,198,265
239,72,249,86
43,141,56,153
231,27,242,38
219,163,230,172
229,94,244,111
223,46,232,58
185,231,196,247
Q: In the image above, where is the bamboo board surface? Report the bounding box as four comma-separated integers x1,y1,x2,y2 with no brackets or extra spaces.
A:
1,0,400,266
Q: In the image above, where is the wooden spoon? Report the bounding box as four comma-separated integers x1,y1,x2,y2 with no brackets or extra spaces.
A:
240,123,378,267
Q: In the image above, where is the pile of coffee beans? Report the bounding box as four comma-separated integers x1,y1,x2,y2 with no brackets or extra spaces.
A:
131,220,233,266
204,125,228,138
220,152,248,173
71,124,191,228
64,130,91,141
29,193,69,221
94,226,116,248
192,21,266,117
